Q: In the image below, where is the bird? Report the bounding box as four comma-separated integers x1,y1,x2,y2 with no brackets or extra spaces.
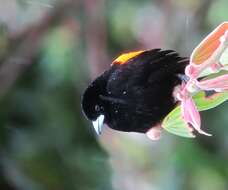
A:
82,49,189,135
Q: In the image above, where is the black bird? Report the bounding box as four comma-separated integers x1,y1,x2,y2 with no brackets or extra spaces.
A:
82,49,188,134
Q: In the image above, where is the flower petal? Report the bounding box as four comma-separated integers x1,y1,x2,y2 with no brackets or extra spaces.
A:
197,74,228,92
188,23,228,79
190,22,228,66
181,96,212,136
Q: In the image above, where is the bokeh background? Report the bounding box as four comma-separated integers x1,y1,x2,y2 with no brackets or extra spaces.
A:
0,0,227,190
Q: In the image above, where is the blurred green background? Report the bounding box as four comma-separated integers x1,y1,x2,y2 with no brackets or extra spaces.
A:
0,0,227,190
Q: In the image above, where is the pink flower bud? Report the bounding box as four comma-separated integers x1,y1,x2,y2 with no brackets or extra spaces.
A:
146,124,162,141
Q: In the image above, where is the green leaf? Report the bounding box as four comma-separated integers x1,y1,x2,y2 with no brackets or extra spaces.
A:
193,91,228,111
162,91,228,138
162,106,195,138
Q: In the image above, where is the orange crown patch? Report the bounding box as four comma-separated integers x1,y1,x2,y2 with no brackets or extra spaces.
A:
112,50,144,65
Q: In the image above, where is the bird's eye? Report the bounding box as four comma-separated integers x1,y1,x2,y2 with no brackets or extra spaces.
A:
95,105,100,112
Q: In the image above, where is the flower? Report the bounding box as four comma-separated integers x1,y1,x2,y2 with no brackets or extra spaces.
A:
173,22,228,137
147,22,228,140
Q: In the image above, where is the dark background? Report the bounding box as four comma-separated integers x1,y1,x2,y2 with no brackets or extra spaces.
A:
0,0,227,190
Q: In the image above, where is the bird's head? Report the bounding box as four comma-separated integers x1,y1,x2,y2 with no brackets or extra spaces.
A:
82,74,108,135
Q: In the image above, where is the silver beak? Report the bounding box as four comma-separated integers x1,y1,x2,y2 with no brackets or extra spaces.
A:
92,115,104,135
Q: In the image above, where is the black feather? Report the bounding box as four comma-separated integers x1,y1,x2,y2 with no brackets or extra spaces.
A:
82,49,188,133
